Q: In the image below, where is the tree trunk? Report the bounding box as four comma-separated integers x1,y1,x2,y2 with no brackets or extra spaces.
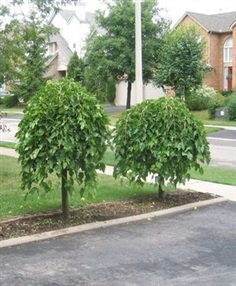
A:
61,168,70,219
182,86,186,102
158,176,165,201
126,81,132,109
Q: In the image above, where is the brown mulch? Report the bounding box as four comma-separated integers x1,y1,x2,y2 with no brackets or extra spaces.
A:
0,190,216,241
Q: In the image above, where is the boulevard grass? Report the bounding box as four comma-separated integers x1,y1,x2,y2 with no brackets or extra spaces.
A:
0,155,157,221
1,152,236,221
103,150,236,185
0,124,223,151
109,109,236,127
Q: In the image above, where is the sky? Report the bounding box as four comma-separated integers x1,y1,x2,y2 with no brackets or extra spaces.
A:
86,0,236,25
156,0,236,25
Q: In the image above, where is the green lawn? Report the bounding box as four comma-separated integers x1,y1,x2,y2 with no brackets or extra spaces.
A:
0,155,157,220
1,143,235,220
0,142,16,149
1,107,24,115
192,110,236,127
102,150,236,186
108,109,236,127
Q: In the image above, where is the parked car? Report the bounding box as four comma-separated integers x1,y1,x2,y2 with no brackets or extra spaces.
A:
0,88,9,99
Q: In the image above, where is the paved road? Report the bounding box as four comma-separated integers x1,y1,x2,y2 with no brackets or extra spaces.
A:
207,130,236,168
0,201,235,285
1,116,236,168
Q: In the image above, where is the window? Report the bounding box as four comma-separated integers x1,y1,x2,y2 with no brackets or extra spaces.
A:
49,42,58,54
224,38,233,63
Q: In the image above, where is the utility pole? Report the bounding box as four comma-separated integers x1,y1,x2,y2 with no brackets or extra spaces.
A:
135,0,143,104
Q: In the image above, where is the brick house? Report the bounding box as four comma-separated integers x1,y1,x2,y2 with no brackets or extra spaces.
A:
175,11,236,92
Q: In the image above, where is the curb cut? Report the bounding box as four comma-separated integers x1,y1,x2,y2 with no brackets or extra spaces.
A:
0,197,227,250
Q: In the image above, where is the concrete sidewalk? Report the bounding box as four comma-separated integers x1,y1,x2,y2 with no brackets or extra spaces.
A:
101,165,236,202
1,147,235,201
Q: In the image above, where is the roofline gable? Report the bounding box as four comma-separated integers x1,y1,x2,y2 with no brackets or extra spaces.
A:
173,12,209,32
48,9,80,25
230,20,236,28
174,11,236,33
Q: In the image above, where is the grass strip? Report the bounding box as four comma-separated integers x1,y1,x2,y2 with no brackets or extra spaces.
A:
0,155,157,220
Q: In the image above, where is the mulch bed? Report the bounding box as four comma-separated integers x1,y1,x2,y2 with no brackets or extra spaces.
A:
0,190,216,241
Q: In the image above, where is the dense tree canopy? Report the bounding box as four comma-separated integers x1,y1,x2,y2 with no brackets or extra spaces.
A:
16,79,111,218
154,25,209,100
84,0,170,107
113,97,211,199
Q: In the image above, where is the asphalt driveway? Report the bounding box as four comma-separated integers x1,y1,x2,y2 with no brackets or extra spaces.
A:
0,201,235,286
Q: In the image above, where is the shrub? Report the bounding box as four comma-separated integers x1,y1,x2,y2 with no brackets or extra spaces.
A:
207,93,227,119
221,90,233,97
186,85,218,111
106,77,116,104
227,94,236,121
3,95,19,108
113,97,210,199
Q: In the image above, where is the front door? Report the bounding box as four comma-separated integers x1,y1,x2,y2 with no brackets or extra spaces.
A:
227,66,232,90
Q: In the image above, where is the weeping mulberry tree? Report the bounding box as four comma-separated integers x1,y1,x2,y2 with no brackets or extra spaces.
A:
16,79,111,218
113,97,211,199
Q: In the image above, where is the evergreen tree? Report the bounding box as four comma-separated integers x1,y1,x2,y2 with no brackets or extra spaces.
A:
12,19,51,102
67,52,85,83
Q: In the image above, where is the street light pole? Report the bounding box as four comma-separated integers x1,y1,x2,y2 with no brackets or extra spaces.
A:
135,0,143,104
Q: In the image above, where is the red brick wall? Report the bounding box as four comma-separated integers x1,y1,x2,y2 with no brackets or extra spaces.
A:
232,25,236,90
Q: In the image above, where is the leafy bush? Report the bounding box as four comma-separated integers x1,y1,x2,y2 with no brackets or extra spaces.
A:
16,79,111,218
106,77,116,104
221,90,233,97
113,97,210,199
3,95,19,108
227,94,236,121
186,85,218,111
207,93,227,119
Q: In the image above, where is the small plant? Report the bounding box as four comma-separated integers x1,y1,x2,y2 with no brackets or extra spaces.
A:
186,85,218,111
221,90,233,97
207,93,227,119
3,94,19,108
227,94,236,121
0,110,9,132
113,98,211,200
106,77,116,104
16,79,111,219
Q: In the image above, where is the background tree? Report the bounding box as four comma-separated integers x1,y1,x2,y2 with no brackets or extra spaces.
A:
154,25,209,101
113,97,211,200
16,79,111,219
67,51,85,83
11,18,52,102
0,19,24,86
84,0,169,108
0,0,79,101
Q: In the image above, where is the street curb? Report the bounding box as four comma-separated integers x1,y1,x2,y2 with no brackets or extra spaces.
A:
0,197,227,250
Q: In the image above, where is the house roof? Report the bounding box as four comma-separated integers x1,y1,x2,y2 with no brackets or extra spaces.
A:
59,10,78,23
176,11,236,33
48,9,80,24
49,33,73,61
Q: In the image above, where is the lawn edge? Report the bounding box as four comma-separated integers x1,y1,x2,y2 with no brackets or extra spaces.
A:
0,197,227,249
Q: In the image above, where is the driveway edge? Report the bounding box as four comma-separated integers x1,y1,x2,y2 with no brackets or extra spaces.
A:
0,197,227,249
